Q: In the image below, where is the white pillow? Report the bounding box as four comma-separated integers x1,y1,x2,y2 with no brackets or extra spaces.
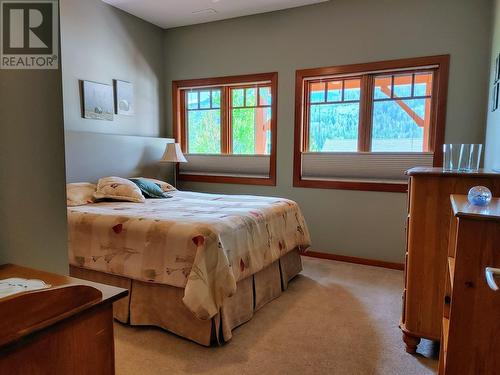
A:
94,177,145,203
67,183,97,207
134,177,176,192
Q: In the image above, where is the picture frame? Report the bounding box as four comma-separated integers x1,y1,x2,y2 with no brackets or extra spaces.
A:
114,79,134,116
494,53,500,83
496,53,500,83
81,80,114,121
493,82,499,112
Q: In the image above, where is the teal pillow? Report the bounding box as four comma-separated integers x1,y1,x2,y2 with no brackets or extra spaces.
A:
129,178,171,199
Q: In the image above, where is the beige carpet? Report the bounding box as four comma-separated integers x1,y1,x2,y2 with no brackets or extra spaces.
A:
114,257,438,374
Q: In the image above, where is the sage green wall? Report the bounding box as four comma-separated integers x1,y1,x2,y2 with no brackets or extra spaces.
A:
0,41,67,271
485,0,500,171
60,0,165,137
164,0,493,263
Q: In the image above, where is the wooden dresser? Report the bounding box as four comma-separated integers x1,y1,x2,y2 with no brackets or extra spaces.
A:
439,195,500,374
401,167,500,353
0,264,128,375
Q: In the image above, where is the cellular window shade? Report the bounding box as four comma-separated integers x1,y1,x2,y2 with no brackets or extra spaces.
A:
301,152,433,182
180,155,270,178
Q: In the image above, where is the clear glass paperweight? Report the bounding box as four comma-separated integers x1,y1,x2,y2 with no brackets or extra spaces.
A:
467,186,492,206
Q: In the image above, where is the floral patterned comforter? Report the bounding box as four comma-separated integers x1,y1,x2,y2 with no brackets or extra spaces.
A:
68,191,311,319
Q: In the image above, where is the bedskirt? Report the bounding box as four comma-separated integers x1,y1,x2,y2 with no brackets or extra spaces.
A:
69,248,302,346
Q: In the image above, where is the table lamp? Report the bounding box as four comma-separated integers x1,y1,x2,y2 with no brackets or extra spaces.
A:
159,143,187,188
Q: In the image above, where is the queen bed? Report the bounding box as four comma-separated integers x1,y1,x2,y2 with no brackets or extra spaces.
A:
68,189,311,345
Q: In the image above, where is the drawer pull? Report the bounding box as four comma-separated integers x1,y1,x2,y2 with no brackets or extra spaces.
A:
485,267,500,291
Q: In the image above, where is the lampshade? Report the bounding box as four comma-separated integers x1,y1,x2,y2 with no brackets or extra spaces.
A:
160,143,187,163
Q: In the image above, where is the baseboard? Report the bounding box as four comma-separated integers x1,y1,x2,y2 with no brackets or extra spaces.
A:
301,250,404,271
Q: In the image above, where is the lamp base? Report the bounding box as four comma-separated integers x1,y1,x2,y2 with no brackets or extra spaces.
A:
173,164,177,189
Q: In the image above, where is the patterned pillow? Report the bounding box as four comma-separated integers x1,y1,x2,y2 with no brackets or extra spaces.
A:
133,177,176,192
94,177,145,203
67,183,96,206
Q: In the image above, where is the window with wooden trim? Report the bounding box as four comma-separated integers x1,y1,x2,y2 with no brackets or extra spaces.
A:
372,72,433,152
173,73,277,186
306,78,362,152
186,88,222,154
294,55,449,192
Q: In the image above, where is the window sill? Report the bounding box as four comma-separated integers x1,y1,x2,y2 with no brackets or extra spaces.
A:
302,151,434,156
185,153,271,158
293,177,408,193
179,173,276,186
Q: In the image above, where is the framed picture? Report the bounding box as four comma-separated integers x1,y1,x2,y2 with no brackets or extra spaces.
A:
495,54,500,83
114,80,134,116
496,54,500,82
493,82,499,112
81,80,114,121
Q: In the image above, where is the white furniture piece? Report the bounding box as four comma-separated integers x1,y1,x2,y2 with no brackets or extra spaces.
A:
64,131,175,183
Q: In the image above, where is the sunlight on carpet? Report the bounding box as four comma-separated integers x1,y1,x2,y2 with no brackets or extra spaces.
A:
114,257,438,375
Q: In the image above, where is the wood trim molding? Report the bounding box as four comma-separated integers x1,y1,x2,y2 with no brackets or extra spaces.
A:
431,57,449,167
178,173,276,186
302,250,404,271
172,72,278,186
294,179,408,193
293,55,450,193
172,72,278,89
295,55,450,79
358,75,374,152
293,69,305,188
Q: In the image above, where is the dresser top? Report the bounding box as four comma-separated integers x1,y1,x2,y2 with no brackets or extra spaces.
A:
451,195,500,222
0,264,128,348
0,264,127,302
407,167,500,178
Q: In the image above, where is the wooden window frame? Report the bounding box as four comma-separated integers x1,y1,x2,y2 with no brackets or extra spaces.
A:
173,72,278,186
304,77,363,152
184,88,223,153
228,84,273,154
293,55,450,193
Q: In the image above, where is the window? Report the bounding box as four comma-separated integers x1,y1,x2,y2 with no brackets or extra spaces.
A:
306,78,362,152
173,73,277,185
294,55,449,192
186,89,221,154
230,86,272,155
371,72,433,152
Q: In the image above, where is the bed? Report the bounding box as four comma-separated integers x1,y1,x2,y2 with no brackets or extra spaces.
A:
68,190,311,345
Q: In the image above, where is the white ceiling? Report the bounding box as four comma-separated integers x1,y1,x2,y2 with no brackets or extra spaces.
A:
102,0,329,29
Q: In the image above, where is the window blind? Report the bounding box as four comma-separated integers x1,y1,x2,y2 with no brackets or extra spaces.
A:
301,152,433,182
180,154,270,178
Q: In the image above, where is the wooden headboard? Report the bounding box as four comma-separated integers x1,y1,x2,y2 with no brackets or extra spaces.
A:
64,131,174,183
